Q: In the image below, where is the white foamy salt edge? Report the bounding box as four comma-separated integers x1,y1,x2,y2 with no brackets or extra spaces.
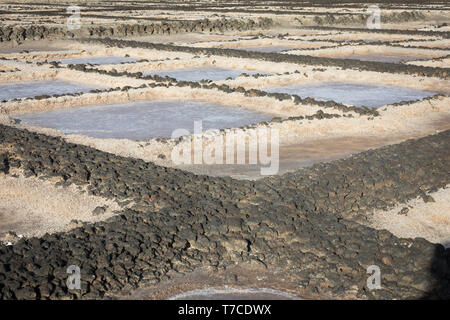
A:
168,287,302,300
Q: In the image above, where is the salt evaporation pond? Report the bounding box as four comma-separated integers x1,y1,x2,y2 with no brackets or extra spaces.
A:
0,80,97,101
236,45,294,53
56,56,138,65
342,53,429,63
144,67,265,81
18,100,273,140
266,82,437,108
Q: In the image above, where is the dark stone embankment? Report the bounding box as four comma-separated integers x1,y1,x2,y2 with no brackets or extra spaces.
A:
0,18,273,43
0,124,449,299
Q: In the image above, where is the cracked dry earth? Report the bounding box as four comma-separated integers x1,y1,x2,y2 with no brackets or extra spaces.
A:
0,0,450,300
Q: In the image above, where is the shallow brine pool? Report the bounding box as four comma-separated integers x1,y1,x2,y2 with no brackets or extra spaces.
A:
236,45,294,53
144,67,265,81
18,100,273,140
266,82,438,108
342,53,429,63
56,56,138,65
0,80,97,101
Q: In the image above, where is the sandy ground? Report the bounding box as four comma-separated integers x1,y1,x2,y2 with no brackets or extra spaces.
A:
0,41,197,63
0,170,123,244
187,38,342,50
174,123,450,180
368,186,450,248
0,40,73,54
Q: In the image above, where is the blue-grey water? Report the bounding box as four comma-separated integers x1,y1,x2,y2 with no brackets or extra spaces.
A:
144,67,265,81
0,80,97,101
236,45,294,53
18,100,273,140
266,82,438,108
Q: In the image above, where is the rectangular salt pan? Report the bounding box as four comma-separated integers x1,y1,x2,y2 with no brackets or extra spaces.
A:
236,45,294,53
144,67,265,81
56,56,138,65
0,80,98,101
18,100,273,141
342,53,430,63
266,82,438,108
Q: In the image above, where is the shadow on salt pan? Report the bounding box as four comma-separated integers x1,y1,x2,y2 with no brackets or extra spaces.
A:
144,67,266,81
0,80,97,101
56,56,138,65
18,100,273,140
266,82,438,108
169,288,302,300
